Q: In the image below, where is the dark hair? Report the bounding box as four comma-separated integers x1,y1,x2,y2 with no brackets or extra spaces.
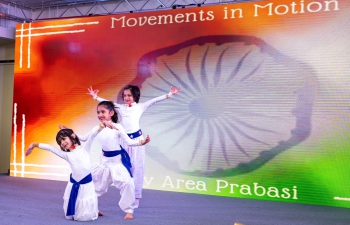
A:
122,85,140,103
56,129,80,151
97,101,118,123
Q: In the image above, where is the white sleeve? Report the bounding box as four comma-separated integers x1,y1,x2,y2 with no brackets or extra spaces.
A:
37,143,68,160
141,92,173,112
76,129,93,142
95,96,109,102
95,96,122,109
116,124,141,146
83,125,101,153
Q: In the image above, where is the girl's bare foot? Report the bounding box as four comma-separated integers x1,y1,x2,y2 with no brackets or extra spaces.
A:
124,213,134,220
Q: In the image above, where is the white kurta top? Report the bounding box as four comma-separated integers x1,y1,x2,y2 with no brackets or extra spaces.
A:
79,123,141,151
97,93,172,133
38,126,99,182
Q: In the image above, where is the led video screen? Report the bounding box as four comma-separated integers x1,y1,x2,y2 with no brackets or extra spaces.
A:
11,0,350,208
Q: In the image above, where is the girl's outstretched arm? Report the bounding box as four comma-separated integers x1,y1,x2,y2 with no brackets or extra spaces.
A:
115,123,150,146
63,121,114,144
74,129,92,142
26,142,67,159
76,121,112,142
141,86,181,111
83,123,105,153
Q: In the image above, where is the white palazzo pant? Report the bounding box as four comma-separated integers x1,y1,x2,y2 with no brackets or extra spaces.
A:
91,154,135,213
63,181,99,221
120,136,145,199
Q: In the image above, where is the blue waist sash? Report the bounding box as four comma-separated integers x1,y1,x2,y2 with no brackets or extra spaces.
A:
102,145,133,178
127,129,142,139
66,173,92,216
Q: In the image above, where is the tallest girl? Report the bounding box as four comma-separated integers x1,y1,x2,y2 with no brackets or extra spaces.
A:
88,85,180,207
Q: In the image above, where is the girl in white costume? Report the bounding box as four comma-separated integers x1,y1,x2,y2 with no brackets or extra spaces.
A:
88,85,180,208
25,123,110,221
78,100,150,220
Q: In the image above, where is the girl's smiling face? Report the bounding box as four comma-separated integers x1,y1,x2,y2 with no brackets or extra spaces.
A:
97,105,114,122
59,136,73,150
123,89,135,104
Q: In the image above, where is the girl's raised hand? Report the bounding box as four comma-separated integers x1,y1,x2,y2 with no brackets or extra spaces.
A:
58,124,69,130
87,86,99,98
25,143,36,156
170,86,181,95
142,135,150,145
103,121,118,130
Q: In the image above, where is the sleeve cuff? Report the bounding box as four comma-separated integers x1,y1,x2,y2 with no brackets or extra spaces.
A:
166,92,173,99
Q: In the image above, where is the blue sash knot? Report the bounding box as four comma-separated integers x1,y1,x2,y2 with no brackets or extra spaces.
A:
66,173,92,216
102,145,133,178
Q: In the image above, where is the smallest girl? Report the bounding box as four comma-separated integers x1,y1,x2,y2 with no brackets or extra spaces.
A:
26,121,112,221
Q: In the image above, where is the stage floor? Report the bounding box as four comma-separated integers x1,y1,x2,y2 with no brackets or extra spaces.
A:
1,174,349,225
